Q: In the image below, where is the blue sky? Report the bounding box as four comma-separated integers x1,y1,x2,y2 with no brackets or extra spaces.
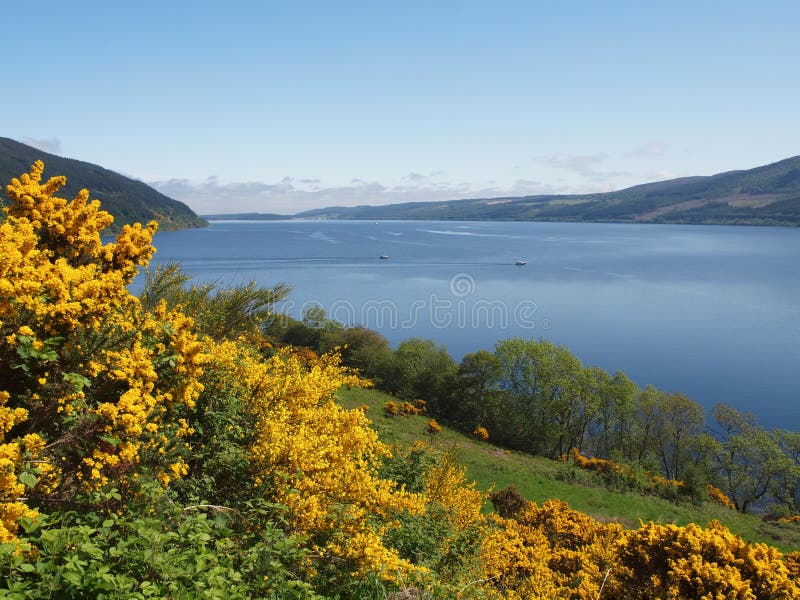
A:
3,1,799,214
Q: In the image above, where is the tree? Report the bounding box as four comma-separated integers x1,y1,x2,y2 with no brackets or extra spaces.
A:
649,391,705,481
708,404,797,512
455,349,501,425
390,338,457,413
318,325,394,384
774,429,800,511
594,370,638,460
631,385,661,465
492,338,584,457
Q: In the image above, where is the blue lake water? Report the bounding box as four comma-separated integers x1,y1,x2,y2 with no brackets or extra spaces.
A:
141,220,800,430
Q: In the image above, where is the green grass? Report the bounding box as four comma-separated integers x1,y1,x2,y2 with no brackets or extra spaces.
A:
338,386,800,552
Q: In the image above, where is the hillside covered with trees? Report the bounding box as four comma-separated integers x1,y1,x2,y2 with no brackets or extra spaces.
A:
0,138,206,232
2,162,800,598
296,155,800,226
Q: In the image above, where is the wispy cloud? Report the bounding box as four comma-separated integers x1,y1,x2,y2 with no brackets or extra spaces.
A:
21,137,63,155
150,175,566,215
532,153,630,182
644,169,679,181
625,142,667,158
533,153,610,176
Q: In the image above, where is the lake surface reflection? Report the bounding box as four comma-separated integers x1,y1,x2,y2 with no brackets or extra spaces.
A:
141,220,800,429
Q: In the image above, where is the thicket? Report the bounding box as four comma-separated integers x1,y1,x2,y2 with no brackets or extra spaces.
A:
1,162,799,598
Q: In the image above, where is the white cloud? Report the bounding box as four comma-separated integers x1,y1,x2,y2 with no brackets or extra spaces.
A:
21,136,63,155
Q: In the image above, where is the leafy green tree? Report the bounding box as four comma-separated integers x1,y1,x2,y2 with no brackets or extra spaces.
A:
319,325,394,384
390,338,457,412
631,385,662,465
649,391,705,481
562,366,604,455
455,350,502,426
708,404,798,512
594,371,639,460
774,429,800,511
492,338,584,457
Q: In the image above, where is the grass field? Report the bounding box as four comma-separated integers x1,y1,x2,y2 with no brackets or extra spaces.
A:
338,386,800,552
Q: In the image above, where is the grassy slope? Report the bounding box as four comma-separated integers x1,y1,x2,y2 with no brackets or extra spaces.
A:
338,387,800,552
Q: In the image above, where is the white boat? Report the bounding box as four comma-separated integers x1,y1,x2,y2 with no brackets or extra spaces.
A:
379,255,390,260
515,260,527,266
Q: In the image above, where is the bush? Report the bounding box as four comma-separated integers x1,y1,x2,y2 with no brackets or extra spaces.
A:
472,426,489,442
489,485,528,518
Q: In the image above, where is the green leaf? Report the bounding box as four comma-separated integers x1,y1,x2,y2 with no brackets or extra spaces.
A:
18,472,38,489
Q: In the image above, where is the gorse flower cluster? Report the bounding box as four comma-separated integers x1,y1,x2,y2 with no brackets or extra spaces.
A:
480,499,800,599
383,399,426,417
472,426,489,441
204,340,426,580
0,162,207,533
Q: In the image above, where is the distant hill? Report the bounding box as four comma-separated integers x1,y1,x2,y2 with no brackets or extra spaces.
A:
297,156,800,226
0,137,207,232
202,212,287,221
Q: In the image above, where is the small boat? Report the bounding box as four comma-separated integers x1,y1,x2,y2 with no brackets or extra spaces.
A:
515,260,527,266
379,255,390,260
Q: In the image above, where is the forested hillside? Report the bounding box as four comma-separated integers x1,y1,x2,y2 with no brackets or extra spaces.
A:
0,138,206,231
298,155,800,226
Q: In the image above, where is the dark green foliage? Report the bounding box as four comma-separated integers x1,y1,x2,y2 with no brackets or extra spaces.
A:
0,137,207,232
455,350,502,426
176,384,255,505
319,326,395,384
489,485,528,518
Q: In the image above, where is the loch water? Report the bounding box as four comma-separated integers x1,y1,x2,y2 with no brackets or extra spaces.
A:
141,219,800,429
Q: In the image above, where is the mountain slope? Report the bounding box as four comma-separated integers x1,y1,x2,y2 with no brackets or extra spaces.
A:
298,156,800,226
0,137,207,231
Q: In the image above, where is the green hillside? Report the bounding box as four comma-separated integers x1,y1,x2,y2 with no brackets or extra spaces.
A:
0,137,207,231
298,155,800,226
201,212,287,220
338,387,800,552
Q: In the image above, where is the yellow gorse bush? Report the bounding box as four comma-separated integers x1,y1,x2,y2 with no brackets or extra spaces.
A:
472,425,489,441
0,162,425,580
203,340,426,580
0,162,208,536
424,451,484,532
479,498,800,599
